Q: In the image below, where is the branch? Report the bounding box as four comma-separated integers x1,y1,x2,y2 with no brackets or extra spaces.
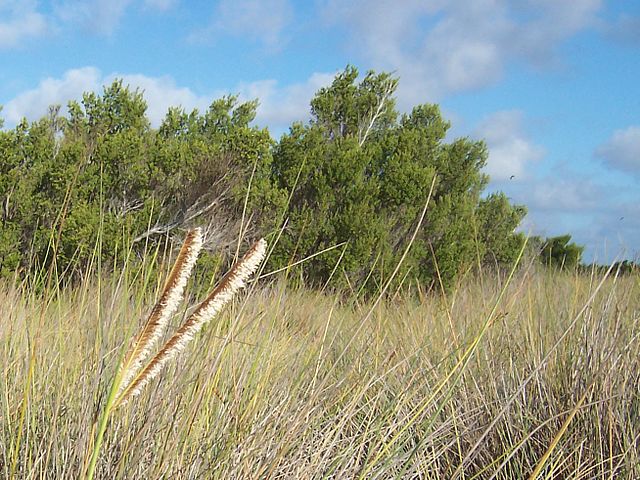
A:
133,189,228,244
358,81,395,147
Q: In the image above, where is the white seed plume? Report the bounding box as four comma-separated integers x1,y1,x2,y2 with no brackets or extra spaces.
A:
115,238,266,406
116,228,203,399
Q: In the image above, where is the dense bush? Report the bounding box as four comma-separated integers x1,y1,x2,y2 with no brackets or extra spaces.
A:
1,67,534,290
530,234,585,269
269,67,526,290
0,81,283,279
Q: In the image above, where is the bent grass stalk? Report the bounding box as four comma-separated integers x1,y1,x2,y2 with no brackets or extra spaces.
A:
528,382,594,480
358,236,529,479
116,228,204,401
84,232,266,480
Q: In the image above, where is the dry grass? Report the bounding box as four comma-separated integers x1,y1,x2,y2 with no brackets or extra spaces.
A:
1,259,639,478
81,230,266,479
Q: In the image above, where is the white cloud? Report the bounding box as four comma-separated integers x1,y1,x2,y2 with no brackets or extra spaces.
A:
523,191,640,264
54,0,133,35
492,160,639,263
474,110,544,181
235,72,335,130
3,67,211,127
2,67,334,130
321,0,603,104
0,1,48,48
529,177,601,212
596,126,640,176
112,73,211,125
0,0,179,43
191,0,293,50
4,67,102,124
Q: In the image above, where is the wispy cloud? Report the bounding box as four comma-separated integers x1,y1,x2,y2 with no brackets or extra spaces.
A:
190,0,293,51
528,197,640,263
508,169,639,262
321,0,603,105
3,67,211,127
113,73,212,124
54,0,133,35
235,72,335,131
4,67,102,124
596,125,640,177
524,204,640,263
2,67,334,130
0,0,180,46
0,0,48,48
54,0,176,35
529,176,602,213
474,110,544,182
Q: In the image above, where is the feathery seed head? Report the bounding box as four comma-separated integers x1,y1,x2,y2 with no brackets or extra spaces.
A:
115,237,266,406
116,228,204,398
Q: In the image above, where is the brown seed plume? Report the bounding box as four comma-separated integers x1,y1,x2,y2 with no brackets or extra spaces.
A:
116,228,203,399
114,238,266,407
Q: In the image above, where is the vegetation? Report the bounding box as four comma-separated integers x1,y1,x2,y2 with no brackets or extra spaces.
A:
2,66,638,478
0,66,530,291
85,229,265,480
0,83,279,279
2,249,639,478
532,234,585,269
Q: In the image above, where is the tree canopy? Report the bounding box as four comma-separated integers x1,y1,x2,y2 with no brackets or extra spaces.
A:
269,67,527,290
0,66,547,291
534,234,585,269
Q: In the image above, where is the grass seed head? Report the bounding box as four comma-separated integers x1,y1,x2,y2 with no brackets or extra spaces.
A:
115,237,267,407
116,228,204,399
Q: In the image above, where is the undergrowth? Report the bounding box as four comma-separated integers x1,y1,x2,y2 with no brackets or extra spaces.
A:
1,254,639,478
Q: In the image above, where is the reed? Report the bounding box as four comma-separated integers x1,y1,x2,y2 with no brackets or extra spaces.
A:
83,231,266,480
3,246,639,478
115,228,204,402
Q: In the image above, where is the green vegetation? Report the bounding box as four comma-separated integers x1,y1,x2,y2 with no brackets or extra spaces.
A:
270,67,528,291
532,234,585,269
1,67,530,291
2,66,638,478
2,254,639,477
0,81,280,280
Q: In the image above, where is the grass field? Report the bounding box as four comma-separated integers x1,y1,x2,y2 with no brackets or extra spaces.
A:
1,256,639,478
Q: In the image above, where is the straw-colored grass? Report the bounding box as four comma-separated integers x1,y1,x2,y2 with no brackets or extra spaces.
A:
81,229,266,479
1,258,639,478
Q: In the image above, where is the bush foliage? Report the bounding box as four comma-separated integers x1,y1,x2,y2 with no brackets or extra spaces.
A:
0,67,533,290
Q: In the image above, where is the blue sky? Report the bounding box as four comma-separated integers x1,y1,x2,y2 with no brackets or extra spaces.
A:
1,0,639,263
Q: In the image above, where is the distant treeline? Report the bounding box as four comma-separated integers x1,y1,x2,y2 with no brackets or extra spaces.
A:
0,66,607,291
582,260,639,276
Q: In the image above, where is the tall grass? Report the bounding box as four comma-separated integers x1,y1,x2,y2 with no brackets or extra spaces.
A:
1,254,639,477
